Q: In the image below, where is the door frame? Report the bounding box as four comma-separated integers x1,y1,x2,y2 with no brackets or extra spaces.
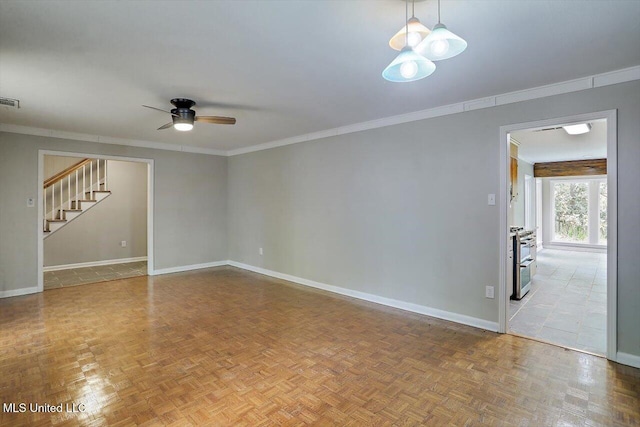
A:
37,150,154,292
498,109,617,362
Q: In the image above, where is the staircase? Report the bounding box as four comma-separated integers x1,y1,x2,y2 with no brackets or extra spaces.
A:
44,158,112,238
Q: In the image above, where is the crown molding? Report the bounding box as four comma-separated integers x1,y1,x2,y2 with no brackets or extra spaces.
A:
1,66,638,157
227,65,640,156
0,124,227,156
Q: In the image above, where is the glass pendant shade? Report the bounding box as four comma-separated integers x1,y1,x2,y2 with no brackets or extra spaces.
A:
416,23,467,60
382,47,436,82
389,17,431,50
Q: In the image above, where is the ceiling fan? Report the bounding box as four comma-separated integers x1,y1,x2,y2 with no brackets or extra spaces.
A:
142,98,236,131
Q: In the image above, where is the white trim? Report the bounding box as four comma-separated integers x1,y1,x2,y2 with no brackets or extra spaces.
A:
147,161,154,275
543,243,607,253
616,352,640,369
150,260,229,276
498,127,508,333
38,150,155,291
37,152,44,292
228,261,499,332
498,109,618,362
495,77,592,106
0,124,227,156
226,65,640,156
1,66,638,158
606,109,618,362
43,256,148,272
594,67,640,88
0,287,39,299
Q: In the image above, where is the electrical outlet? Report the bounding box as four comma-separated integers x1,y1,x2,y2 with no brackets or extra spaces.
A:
485,286,494,299
27,198,35,207
121,240,127,248
259,247,263,255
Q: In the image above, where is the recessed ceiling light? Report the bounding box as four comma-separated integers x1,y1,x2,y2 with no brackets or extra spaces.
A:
563,123,591,135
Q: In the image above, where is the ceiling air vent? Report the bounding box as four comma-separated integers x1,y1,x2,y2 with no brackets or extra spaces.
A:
0,97,20,109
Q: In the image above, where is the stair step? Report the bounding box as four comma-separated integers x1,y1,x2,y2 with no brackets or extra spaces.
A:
45,189,111,238
71,199,97,208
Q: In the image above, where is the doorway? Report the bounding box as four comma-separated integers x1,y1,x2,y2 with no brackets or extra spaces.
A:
498,110,617,361
37,150,155,292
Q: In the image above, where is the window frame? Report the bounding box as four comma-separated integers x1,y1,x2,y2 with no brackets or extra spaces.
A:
549,175,607,247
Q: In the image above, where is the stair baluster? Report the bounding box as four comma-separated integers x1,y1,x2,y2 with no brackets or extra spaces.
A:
90,159,93,199
44,158,111,237
43,188,46,231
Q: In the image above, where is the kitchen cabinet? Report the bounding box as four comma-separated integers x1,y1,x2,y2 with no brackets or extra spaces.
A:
510,142,519,204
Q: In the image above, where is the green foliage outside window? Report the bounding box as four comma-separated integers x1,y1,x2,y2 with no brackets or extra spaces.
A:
554,182,588,242
599,182,607,243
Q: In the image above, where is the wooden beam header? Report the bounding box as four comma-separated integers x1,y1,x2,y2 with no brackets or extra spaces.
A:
534,158,606,178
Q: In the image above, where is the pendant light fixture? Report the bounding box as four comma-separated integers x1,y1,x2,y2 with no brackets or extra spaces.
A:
383,0,435,82
416,0,467,60
388,0,431,50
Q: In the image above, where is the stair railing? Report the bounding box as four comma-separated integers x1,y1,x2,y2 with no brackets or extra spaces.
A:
43,158,109,231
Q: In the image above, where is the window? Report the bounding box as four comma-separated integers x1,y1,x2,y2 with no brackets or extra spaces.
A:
551,178,607,246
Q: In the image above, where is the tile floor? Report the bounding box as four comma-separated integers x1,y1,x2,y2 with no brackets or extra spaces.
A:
44,261,147,290
509,248,607,355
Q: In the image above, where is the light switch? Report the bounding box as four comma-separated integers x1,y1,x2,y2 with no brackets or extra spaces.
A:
27,198,35,207
485,286,495,299
488,194,496,205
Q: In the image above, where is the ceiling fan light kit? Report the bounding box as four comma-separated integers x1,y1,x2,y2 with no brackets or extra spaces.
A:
383,0,467,83
143,98,236,131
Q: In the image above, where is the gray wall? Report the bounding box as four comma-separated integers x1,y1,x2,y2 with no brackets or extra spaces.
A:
0,132,228,290
228,81,640,357
44,156,79,180
44,159,148,267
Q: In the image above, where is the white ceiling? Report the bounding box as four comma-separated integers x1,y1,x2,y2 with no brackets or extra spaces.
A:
513,120,607,164
1,1,639,152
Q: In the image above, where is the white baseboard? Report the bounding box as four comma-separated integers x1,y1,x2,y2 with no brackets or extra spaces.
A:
616,352,640,369
0,286,39,299
151,260,229,276
43,256,148,272
228,261,499,333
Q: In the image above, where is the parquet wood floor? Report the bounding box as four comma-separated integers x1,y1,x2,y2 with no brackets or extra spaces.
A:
1,266,638,426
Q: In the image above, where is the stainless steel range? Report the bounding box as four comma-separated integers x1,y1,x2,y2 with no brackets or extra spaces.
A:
511,226,535,300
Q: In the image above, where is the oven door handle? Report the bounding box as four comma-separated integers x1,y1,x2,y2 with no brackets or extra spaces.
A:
520,259,534,268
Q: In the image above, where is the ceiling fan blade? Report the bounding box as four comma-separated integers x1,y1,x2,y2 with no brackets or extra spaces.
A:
157,122,174,130
195,116,236,125
143,105,178,116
